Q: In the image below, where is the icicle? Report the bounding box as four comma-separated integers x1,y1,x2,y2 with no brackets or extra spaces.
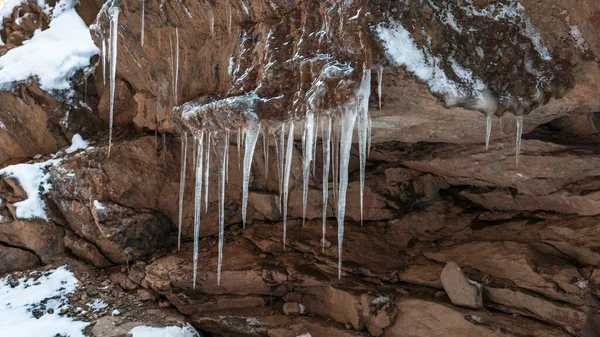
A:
175,28,179,105
217,132,229,285
357,70,371,226
377,66,383,110
322,115,332,253
331,114,339,203
228,4,232,35
367,112,373,158
102,39,106,86
108,6,120,157
204,133,211,212
262,126,269,180
485,115,492,151
242,120,261,228
225,129,230,183
282,120,294,248
515,116,523,165
337,106,358,279
276,123,285,211
237,129,241,168
302,112,315,226
192,133,204,289
178,132,188,252
140,0,145,47
312,116,319,176
210,11,215,37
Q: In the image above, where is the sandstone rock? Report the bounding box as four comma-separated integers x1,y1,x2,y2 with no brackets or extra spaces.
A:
0,219,65,263
64,232,113,268
282,302,304,316
0,243,40,273
440,261,483,309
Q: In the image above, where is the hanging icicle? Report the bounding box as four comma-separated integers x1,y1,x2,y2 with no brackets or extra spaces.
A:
282,120,294,248
217,131,229,285
322,115,332,253
302,112,315,226
178,132,188,252
262,127,269,180
337,106,358,279
108,6,120,157
515,116,524,165
192,132,204,289
485,115,492,150
102,39,106,86
276,123,285,212
241,120,261,228
204,133,211,212
140,0,145,47
357,70,371,226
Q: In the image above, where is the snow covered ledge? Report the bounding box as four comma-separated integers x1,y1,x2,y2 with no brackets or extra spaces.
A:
0,0,98,92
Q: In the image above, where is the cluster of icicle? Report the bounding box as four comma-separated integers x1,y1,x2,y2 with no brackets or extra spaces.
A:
175,69,374,287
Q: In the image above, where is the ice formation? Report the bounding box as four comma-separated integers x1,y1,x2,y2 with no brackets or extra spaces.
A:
140,0,145,47
178,132,188,251
108,6,120,156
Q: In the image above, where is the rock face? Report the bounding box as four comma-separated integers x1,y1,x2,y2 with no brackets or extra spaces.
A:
0,0,599,337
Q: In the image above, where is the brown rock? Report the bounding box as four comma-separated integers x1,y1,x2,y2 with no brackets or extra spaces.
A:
440,261,483,309
0,243,40,273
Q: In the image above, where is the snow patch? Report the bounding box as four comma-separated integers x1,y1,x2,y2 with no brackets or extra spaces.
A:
0,266,89,337
86,298,107,312
65,134,89,153
296,333,312,337
129,324,199,337
371,296,390,305
0,158,61,220
93,200,106,210
0,6,99,91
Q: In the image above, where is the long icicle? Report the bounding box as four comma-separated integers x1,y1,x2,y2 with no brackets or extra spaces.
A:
262,126,269,180
322,115,332,253
192,132,204,289
178,132,188,252
102,38,106,86
204,132,211,212
302,112,315,226
175,27,179,105
108,6,120,156
337,107,358,279
282,120,295,248
357,69,371,226
515,116,523,165
140,0,145,47
242,120,261,228
377,66,383,110
485,115,492,150
217,132,229,285
277,123,285,212
237,129,241,168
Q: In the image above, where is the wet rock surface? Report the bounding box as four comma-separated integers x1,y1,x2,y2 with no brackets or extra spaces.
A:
0,0,599,336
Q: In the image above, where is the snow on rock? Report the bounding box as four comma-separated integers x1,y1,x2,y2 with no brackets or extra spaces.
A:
0,266,89,337
0,158,61,220
0,2,98,91
65,134,89,153
87,298,107,313
296,333,312,337
129,324,199,337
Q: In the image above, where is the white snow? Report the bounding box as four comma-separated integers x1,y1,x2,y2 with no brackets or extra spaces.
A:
296,333,312,337
129,324,199,337
93,200,106,210
0,4,98,91
0,158,60,220
87,298,107,312
376,21,465,106
568,24,587,53
65,134,89,153
371,296,390,305
0,266,89,337
111,309,121,316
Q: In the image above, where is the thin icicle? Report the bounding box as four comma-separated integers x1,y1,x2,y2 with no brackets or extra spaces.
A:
192,133,204,289
331,114,339,203
312,116,319,176
140,0,145,47
204,133,211,212
515,116,523,165
178,132,188,252
322,115,332,253
210,11,215,37
357,70,371,226
262,126,269,180
225,129,230,183
302,112,315,226
108,6,120,157
175,28,179,105
282,120,294,248
277,123,285,212
367,112,373,158
102,39,106,86
337,107,358,279
242,120,261,228
485,115,492,150
377,66,383,110
217,132,229,285
237,129,241,168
